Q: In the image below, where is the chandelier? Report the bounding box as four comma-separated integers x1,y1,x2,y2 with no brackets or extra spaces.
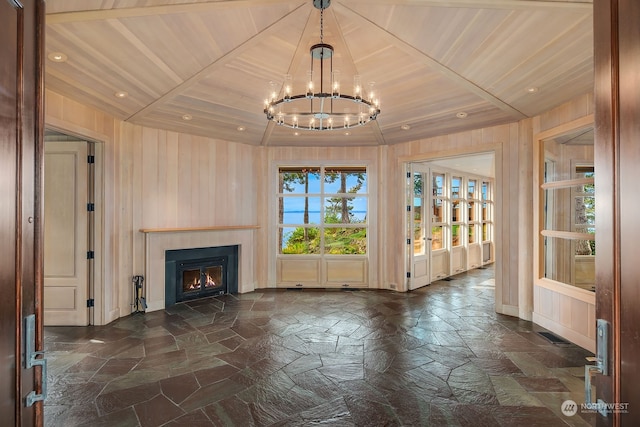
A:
264,0,380,131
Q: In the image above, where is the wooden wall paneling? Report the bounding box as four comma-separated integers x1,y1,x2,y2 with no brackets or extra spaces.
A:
176,133,192,226
537,93,594,134
375,145,389,289
490,129,506,315
198,137,210,225
505,122,518,308
120,122,139,317
141,127,159,228
325,259,367,286
532,282,595,351
189,135,202,225
165,132,179,227
258,147,269,287
518,118,534,320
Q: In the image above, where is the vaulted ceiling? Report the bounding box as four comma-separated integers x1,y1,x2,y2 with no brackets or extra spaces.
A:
45,0,593,147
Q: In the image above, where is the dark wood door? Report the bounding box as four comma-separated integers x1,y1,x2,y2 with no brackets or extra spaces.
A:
0,0,45,424
594,0,640,425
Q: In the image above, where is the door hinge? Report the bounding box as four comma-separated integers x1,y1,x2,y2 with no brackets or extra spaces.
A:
406,272,411,278
87,155,95,164
87,203,95,212
87,251,94,259
87,299,94,308
406,205,411,212
406,172,411,178
407,238,411,245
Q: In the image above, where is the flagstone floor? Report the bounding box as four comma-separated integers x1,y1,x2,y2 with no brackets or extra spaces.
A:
44,266,595,426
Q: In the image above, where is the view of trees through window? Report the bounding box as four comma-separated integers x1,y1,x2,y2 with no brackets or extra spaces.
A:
575,168,595,255
278,166,367,255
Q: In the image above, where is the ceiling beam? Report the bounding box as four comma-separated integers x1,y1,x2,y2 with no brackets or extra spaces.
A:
337,0,592,11
47,0,302,24
336,2,528,120
46,0,591,24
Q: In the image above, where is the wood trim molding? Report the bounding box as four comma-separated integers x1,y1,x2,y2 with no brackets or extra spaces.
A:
540,230,594,241
534,114,594,142
140,225,259,233
540,177,594,190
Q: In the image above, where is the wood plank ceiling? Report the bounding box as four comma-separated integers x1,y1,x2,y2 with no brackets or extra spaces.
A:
45,0,593,147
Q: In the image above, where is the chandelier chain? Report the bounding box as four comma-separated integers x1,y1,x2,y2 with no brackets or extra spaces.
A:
320,7,324,44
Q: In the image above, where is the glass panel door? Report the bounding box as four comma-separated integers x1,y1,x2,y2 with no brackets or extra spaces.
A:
407,164,430,290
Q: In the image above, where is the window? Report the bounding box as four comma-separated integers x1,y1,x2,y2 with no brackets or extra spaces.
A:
538,127,595,291
431,172,447,251
278,166,367,255
481,181,493,242
413,172,425,255
451,176,463,248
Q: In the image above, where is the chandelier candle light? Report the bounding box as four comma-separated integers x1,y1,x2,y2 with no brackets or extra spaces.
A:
264,0,380,131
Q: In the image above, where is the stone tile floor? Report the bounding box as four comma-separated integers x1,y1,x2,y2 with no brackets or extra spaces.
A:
44,266,595,426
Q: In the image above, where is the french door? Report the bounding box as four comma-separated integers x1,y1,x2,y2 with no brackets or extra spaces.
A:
407,164,431,290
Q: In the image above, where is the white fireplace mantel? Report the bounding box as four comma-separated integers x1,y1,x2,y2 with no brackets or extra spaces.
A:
141,226,258,312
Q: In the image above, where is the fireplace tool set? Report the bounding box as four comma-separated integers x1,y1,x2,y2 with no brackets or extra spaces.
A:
132,275,147,313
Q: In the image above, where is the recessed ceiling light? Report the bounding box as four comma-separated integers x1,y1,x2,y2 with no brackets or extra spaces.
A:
114,91,128,99
344,131,351,136
48,52,67,62
401,124,411,131
456,112,468,119
526,87,539,93
182,114,192,121
294,132,300,136
237,126,245,132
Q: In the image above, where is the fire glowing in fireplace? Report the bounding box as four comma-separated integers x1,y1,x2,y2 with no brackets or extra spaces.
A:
182,266,222,293
204,273,217,288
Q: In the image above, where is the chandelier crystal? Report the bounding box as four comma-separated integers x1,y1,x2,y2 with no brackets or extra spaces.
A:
264,0,380,131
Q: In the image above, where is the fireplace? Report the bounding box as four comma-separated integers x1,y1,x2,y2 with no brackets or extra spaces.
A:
165,245,238,307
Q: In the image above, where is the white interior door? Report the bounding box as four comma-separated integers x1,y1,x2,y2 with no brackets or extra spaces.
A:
44,141,89,326
408,164,431,290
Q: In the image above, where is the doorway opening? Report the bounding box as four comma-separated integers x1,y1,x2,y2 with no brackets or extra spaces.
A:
405,152,496,293
43,129,103,326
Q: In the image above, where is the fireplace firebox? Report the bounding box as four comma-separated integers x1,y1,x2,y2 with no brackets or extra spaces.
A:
177,257,227,302
165,245,238,307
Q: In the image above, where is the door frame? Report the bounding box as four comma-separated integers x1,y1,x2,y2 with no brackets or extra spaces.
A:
43,126,105,325
400,146,501,299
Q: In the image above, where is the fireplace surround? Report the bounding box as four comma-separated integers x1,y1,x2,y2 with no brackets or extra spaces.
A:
164,245,238,307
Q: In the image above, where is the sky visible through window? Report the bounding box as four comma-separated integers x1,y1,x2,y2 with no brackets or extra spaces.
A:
281,172,367,225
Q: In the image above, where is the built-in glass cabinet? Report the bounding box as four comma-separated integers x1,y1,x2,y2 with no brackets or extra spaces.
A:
533,116,596,351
